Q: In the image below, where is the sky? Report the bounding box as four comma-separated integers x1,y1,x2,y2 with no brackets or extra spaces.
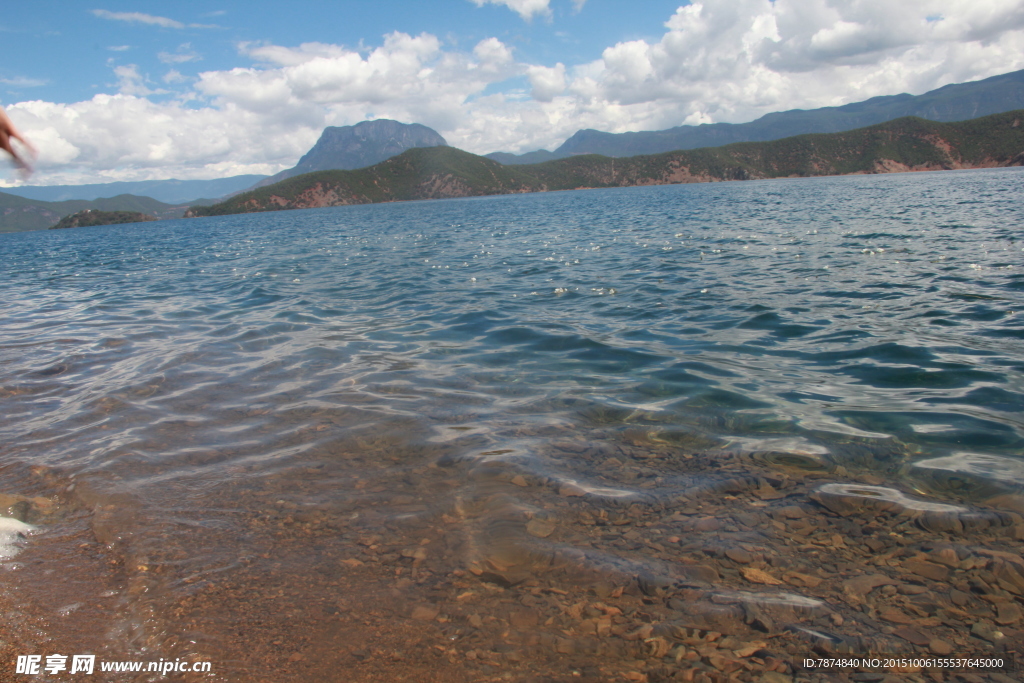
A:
1,0,1023,186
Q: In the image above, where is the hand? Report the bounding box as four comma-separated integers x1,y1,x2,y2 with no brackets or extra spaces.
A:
0,106,38,176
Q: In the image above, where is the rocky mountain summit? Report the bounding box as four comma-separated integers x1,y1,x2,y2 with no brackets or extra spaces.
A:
253,120,447,188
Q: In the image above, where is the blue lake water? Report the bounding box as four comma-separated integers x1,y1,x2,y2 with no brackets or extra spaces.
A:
1,167,1023,677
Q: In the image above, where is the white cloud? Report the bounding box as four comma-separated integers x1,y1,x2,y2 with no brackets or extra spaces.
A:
91,10,185,29
113,64,167,97
0,76,48,87
473,37,515,72
527,63,566,102
163,70,187,84
555,0,1024,133
7,1,1024,185
107,45,132,52
468,0,552,21
91,9,218,29
159,44,201,64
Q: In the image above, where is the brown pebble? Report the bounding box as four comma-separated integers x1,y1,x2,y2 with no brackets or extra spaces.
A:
929,639,953,655
929,547,960,567
879,607,914,625
950,589,971,606
526,518,556,538
784,571,822,588
694,517,721,532
843,574,899,598
679,564,720,582
725,548,753,564
559,483,586,497
510,609,539,629
893,627,931,646
775,506,805,519
510,475,528,487
411,604,440,621
741,567,783,585
904,560,949,582
996,602,1022,625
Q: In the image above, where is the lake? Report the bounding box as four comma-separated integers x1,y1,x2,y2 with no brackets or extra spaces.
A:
1,168,1023,681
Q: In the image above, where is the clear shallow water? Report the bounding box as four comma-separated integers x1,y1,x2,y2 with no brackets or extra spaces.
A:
1,168,1024,676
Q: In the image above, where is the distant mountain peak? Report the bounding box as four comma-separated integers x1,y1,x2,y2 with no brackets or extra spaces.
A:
254,120,448,189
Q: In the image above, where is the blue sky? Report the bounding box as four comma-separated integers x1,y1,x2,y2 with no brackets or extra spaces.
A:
2,0,1023,185
1,1,683,106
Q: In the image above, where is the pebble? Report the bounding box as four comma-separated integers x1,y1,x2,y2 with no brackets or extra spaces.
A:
410,604,440,621
525,518,556,538
904,560,949,582
741,567,782,585
558,483,587,497
996,602,1022,625
693,517,721,532
843,574,899,598
725,548,753,564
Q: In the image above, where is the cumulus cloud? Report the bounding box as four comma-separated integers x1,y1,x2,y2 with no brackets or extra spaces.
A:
468,0,552,21
556,0,1024,133
7,1,1024,185
527,63,566,101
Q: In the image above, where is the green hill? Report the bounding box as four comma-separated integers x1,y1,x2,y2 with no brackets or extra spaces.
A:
0,193,180,233
189,110,1024,218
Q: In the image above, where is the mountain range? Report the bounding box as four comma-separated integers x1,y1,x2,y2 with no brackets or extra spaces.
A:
1,174,266,205
486,68,1024,164
4,69,1024,233
188,110,1024,217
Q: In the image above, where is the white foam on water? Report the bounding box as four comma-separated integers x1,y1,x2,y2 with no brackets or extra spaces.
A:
426,425,491,443
727,437,830,456
557,478,637,498
712,590,825,610
0,516,36,560
910,423,958,433
912,452,1024,486
816,483,967,513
